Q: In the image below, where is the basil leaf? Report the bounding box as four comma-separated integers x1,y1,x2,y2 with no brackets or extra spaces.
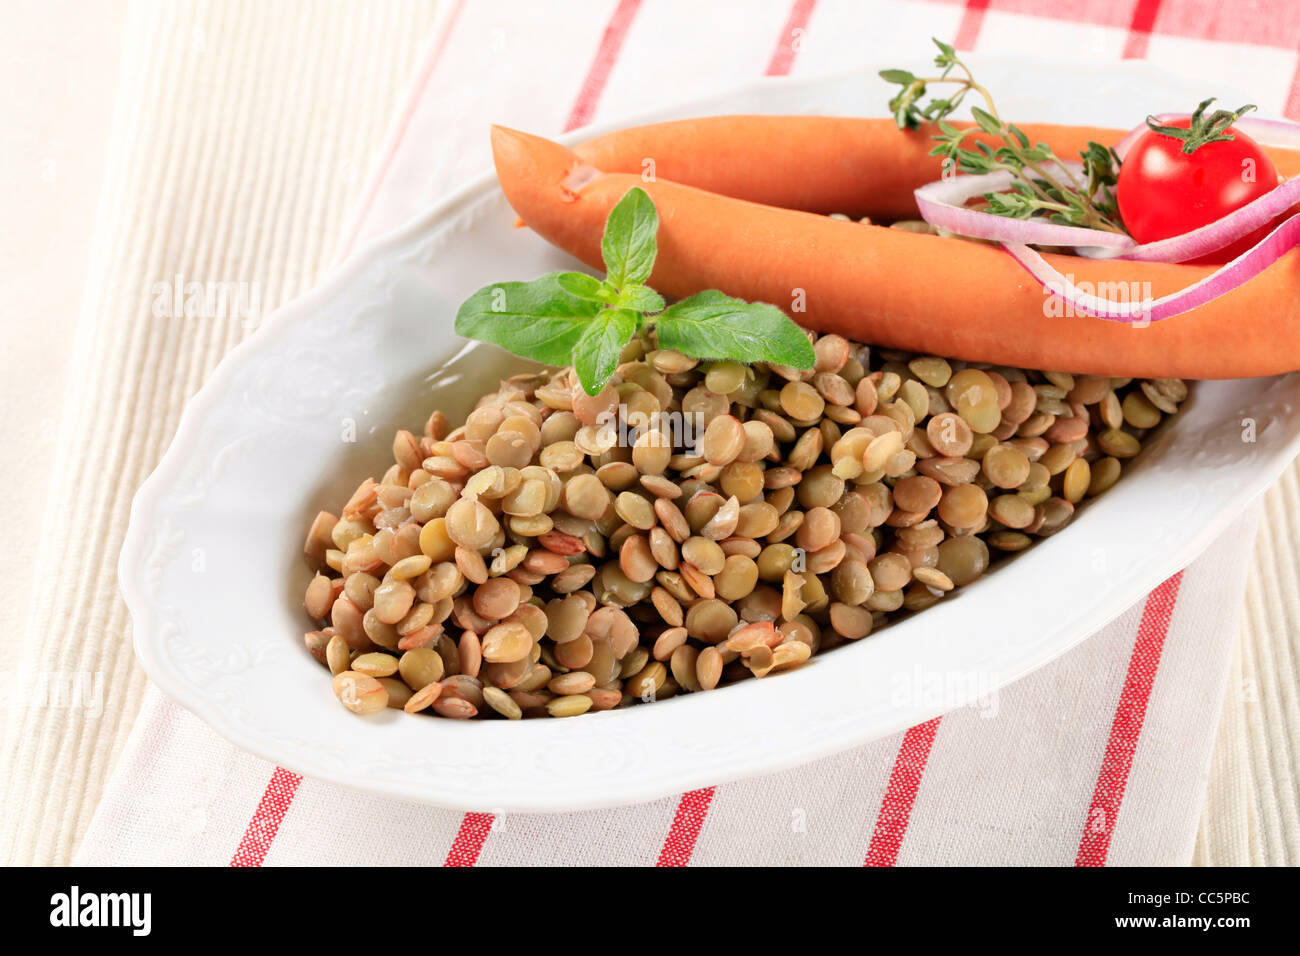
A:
655,291,814,369
454,272,601,366
617,283,666,314
571,308,638,395
601,187,659,288
556,271,605,300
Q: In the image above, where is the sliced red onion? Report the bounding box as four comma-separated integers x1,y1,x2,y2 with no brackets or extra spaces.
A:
1002,209,1300,323
916,124,1300,264
912,113,1300,318
913,164,1132,253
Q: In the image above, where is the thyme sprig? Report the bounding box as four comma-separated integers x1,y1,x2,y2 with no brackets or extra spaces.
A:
882,39,1125,234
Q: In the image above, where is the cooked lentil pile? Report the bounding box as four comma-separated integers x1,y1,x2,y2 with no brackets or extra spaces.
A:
301,329,1187,719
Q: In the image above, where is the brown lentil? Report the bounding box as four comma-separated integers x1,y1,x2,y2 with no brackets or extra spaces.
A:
483,685,523,719
1097,427,1141,458
829,602,874,639
547,694,594,718
1088,456,1123,497
352,652,399,678
947,369,1001,433
403,680,443,714
433,696,477,719
372,580,415,625
925,412,975,457
989,494,1035,530
982,444,1032,490
481,622,533,663
937,483,989,529
303,332,1184,720
1062,458,1092,504
333,671,388,715
780,381,825,421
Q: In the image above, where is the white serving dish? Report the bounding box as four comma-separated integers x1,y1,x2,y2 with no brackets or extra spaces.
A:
121,59,1300,811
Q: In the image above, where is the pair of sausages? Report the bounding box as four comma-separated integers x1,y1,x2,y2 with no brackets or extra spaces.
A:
491,116,1300,379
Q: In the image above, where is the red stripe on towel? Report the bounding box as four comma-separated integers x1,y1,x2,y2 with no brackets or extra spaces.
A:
1121,0,1163,58
230,767,302,867
953,0,991,51
656,787,716,866
766,0,819,76
1075,572,1183,866
443,812,495,866
563,0,645,131
863,718,942,867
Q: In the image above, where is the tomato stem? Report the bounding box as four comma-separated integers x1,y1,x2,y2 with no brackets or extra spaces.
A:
1145,98,1257,155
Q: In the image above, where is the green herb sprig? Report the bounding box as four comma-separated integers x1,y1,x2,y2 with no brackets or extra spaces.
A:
455,187,814,394
881,38,1124,233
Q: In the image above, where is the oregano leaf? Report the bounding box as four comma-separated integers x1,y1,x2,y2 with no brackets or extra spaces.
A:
655,291,814,369
571,308,639,395
616,283,666,314
601,187,659,288
556,271,606,300
454,272,601,366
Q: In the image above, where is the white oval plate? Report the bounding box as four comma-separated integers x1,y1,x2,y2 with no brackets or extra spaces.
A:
122,59,1300,811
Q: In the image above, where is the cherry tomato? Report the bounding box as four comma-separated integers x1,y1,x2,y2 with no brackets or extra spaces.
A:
1116,118,1279,263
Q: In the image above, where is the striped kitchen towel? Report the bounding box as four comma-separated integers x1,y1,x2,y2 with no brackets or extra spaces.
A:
79,0,1297,866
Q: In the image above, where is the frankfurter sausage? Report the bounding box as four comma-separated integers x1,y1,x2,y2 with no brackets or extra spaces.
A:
575,116,1300,220
491,123,1300,379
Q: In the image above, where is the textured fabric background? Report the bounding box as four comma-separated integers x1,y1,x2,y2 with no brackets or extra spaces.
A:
0,0,445,865
2,0,1297,865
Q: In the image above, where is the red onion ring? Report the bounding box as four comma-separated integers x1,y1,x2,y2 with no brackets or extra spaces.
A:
916,113,1300,264
912,112,1300,322
1002,209,1300,323
917,164,1300,263
913,164,1131,253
